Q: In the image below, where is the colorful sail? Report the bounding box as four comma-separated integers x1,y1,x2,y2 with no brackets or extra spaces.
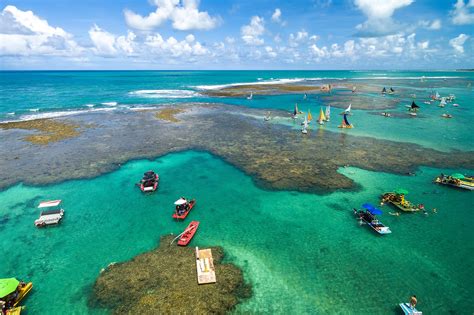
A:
317,107,326,124
325,105,331,121
308,109,313,121
338,113,353,129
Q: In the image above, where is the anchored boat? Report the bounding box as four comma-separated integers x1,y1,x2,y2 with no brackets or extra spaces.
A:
354,204,391,235
172,198,196,220
317,107,326,125
34,200,64,227
380,189,421,212
338,113,353,129
0,278,33,311
138,170,159,192
435,173,474,190
325,105,331,121
177,221,200,246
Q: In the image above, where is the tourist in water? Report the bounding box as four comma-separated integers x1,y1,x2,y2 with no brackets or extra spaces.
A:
389,212,400,216
410,295,418,309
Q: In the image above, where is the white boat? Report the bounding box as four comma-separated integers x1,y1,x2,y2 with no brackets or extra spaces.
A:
301,117,309,134
303,93,307,100
247,92,253,100
400,302,422,315
35,200,64,227
264,111,271,121
438,97,446,108
325,105,331,121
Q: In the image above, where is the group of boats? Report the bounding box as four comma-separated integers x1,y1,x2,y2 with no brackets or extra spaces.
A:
435,173,474,190
292,101,353,134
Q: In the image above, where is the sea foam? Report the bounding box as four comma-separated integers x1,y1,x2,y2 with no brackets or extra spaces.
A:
128,89,200,98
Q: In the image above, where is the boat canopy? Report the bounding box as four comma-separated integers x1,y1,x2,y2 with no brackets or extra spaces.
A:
0,278,19,298
362,203,383,215
451,173,465,179
174,198,187,205
395,188,409,195
38,200,62,208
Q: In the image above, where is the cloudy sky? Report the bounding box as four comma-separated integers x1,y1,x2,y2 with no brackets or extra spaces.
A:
1,0,473,70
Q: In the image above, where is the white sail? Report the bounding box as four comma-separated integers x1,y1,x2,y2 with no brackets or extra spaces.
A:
344,103,352,113
325,105,331,121
247,92,253,100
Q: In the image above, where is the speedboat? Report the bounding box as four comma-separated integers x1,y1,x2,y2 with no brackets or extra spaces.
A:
441,113,452,119
354,204,391,235
138,170,159,192
435,173,474,190
172,198,196,220
34,200,64,227
177,221,200,246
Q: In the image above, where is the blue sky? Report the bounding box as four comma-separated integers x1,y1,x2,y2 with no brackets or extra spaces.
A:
0,0,473,70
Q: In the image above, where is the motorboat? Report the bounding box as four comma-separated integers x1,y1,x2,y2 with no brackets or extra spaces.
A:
380,190,421,212
435,173,474,190
34,200,64,227
354,204,391,235
172,198,196,220
139,170,159,192
0,278,33,310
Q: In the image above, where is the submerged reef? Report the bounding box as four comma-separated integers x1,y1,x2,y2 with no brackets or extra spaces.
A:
0,103,473,193
155,108,185,123
89,235,251,314
0,118,81,145
201,83,321,97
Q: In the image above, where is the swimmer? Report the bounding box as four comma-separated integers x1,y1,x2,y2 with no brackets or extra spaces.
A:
389,212,400,216
432,208,437,213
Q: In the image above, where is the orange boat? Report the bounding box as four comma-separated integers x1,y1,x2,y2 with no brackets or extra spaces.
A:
172,198,196,220
177,221,200,246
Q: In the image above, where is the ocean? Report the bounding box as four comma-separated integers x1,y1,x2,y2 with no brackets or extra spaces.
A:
0,70,473,314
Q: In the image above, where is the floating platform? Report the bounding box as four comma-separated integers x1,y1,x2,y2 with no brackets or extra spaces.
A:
400,302,422,315
195,247,216,285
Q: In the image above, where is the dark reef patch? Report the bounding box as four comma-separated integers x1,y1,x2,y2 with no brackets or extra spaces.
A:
89,235,251,314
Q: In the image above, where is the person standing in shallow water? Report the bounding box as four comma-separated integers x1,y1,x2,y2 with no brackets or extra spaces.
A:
410,295,417,309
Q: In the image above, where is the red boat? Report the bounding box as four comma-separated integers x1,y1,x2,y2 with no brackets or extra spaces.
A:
172,198,196,220
177,221,200,246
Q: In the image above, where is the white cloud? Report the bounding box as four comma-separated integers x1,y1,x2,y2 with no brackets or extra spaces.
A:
419,19,441,30
89,25,136,56
124,0,219,31
145,32,209,57
289,30,309,47
451,0,474,25
241,16,265,45
449,33,469,53
265,46,277,58
354,0,414,37
271,8,281,23
0,5,82,56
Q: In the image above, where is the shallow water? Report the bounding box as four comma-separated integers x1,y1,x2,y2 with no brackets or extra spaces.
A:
1,151,472,314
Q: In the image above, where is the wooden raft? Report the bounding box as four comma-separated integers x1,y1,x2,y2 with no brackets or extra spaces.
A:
195,247,216,284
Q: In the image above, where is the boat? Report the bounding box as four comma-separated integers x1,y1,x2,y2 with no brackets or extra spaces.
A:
352,86,356,93
293,103,300,117
317,107,326,125
307,109,313,122
380,189,421,212
172,198,196,220
381,112,391,117
138,170,159,192
177,221,200,246
0,278,33,309
343,103,351,114
246,92,253,100
388,87,395,95
431,91,441,101
441,113,452,118
381,87,387,95
353,204,391,235
338,113,353,129
303,93,307,100
438,97,446,108
325,105,331,121
446,94,456,102
453,103,459,107
408,101,419,116
34,200,64,227
423,101,430,105
434,173,474,190
400,302,422,315
301,117,308,134
6,306,24,315
195,247,216,284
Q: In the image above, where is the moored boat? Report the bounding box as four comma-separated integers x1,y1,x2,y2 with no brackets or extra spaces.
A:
338,113,353,129
139,170,159,192
34,200,64,227
0,278,33,310
317,107,326,125
172,198,196,220
381,87,387,95
435,173,474,190
177,221,200,246
380,189,421,212
325,105,331,121
354,204,391,235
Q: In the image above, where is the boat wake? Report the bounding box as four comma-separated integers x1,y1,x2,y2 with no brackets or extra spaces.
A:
128,89,200,98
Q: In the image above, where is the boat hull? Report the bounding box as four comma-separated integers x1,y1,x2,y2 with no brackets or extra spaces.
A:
177,221,200,246
13,282,33,307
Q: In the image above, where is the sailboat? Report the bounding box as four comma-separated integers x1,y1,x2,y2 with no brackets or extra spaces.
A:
343,103,352,114
438,97,446,108
247,92,253,100
338,113,353,129
303,93,307,100
307,109,313,122
325,105,331,122
352,86,356,93
293,103,299,117
317,107,326,125
409,101,420,116
388,87,395,95
264,111,271,121
301,116,309,134
301,115,308,126
381,87,387,95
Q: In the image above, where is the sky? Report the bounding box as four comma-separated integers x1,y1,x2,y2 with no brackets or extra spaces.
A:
0,0,473,70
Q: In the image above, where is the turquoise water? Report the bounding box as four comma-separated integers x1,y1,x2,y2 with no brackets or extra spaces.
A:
0,151,473,314
1,70,473,151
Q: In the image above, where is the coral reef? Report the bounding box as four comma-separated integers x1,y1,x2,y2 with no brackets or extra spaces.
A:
89,235,251,314
155,108,185,123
